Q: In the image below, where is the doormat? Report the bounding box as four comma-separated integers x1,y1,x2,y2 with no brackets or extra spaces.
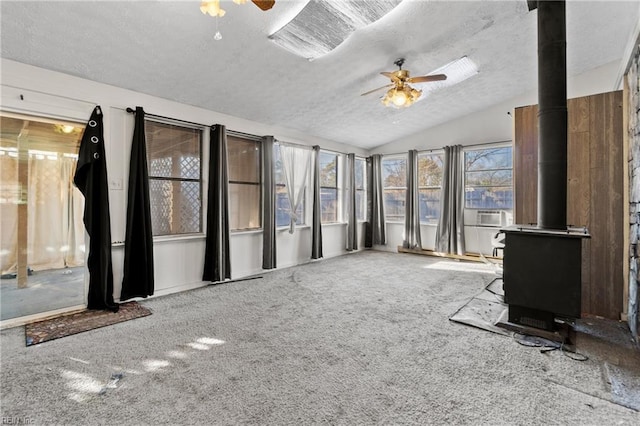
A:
25,301,152,346
449,277,510,336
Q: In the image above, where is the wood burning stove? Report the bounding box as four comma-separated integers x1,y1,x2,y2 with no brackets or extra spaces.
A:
502,1,589,336
502,226,589,331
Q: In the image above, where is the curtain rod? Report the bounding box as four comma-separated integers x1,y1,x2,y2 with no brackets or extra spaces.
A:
276,139,358,157
126,107,263,141
379,140,513,157
275,139,314,151
227,129,262,141
126,107,209,128
463,139,512,149
125,107,360,155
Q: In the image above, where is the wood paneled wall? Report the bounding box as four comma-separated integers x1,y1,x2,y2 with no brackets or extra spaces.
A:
514,91,624,319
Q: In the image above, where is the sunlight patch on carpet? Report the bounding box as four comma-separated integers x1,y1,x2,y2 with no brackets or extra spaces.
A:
166,350,189,359
142,359,171,372
61,370,104,394
197,337,225,345
187,342,211,351
423,260,499,274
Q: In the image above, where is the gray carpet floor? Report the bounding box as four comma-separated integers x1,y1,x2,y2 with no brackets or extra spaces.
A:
1,250,639,425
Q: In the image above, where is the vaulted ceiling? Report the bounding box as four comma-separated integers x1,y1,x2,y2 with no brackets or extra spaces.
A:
1,1,638,149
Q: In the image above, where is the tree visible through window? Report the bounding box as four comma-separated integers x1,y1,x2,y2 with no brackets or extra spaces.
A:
418,153,443,223
382,156,407,222
145,120,202,236
464,146,513,209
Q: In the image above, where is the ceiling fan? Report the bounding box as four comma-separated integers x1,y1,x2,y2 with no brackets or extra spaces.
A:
200,0,274,18
251,0,275,11
362,58,447,108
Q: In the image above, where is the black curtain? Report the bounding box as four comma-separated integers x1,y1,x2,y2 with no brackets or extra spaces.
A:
203,125,231,282
365,154,386,247
73,106,118,312
311,145,323,259
346,153,357,251
121,107,154,300
262,136,276,269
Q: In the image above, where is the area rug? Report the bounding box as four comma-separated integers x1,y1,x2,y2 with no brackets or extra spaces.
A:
25,301,151,346
449,277,510,336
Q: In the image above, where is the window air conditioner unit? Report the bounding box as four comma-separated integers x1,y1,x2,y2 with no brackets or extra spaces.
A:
476,210,502,227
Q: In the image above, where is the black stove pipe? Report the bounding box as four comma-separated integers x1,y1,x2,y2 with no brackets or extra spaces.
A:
536,0,568,230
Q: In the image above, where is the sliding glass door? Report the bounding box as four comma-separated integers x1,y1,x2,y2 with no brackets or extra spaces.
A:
0,113,86,321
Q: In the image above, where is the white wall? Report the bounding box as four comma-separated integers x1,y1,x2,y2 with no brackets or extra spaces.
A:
0,59,368,309
370,60,624,255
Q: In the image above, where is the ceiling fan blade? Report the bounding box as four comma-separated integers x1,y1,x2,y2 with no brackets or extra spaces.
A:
361,84,394,97
381,71,400,82
408,74,447,83
252,0,275,11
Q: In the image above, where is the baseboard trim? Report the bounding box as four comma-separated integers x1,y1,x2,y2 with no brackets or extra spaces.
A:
397,246,503,263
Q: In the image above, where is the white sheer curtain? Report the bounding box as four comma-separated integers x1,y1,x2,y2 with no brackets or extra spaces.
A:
1,153,84,274
28,154,65,270
280,144,311,234
0,153,18,273
60,157,85,268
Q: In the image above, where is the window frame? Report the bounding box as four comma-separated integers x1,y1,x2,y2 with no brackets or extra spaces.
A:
381,154,407,223
355,157,367,222
227,132,263,232
463,143,513,211
319,150,340,224
145,118,204,237
417,151,444,225
274,143,308,229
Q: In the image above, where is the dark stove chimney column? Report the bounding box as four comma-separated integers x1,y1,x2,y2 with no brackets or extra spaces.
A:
536,0,567,230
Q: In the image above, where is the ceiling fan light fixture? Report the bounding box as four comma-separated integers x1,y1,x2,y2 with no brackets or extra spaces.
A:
200,0,226,17
201,0,273,21
392,90,408,107
382,85,421,108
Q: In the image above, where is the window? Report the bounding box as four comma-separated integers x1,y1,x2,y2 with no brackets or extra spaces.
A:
319,151,338,223
274,144,305,228
418,153,443,223
382,155,407,222
227,134,261,231
145,120,202,236
355,158,366,221
464,146,513,209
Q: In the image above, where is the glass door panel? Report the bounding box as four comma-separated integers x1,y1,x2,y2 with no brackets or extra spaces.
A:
0,114,86,321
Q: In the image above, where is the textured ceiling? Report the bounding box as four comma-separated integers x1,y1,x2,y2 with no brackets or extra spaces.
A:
1,1,638,149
